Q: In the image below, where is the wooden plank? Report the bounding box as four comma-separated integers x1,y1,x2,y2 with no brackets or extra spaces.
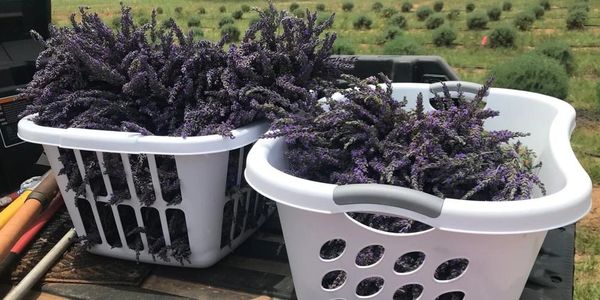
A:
142,275,260,300
143,263,294,299
40,283,186,300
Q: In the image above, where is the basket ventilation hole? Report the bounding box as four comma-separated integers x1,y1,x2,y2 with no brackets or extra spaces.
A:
102,152,129,203
321,270,347,291
221,200,234,248
356,245,385,267
319,239,346,260
95,202,122,248
434,258,469,281
75,198,101,244
394,251,426,273
155,155,182,205
393,284,424,300
435,291,465,300
356,276,384,297
141,207,166,257
118,205,144,251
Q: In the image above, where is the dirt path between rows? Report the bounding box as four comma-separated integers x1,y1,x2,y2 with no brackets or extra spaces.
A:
578,187,600,230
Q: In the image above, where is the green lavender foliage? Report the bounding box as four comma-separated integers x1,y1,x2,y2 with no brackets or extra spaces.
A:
416,6,433,21
467,11,489,30
536,40,575,75
426,14,445,30
491,53,569,99
383,36,421,55
514,11,535,31
432,26,456,47
489,25,516,48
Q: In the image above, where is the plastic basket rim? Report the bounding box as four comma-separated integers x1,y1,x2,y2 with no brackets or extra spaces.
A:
245,83,592,234
18,114,270,155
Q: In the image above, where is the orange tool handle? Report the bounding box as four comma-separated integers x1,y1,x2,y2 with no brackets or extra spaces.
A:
0,173,58,261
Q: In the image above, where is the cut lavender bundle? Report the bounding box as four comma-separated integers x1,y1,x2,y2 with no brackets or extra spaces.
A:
20,3,351,137
268,74,545,201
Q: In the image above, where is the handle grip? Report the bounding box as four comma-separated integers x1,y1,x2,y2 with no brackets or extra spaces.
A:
429,81,486,97
26,172,58,209
0,172,58,261
332,184,444,218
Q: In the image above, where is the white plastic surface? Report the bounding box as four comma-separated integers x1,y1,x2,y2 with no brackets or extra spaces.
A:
20,118,271,267
244,82,592,299
18,115,270,155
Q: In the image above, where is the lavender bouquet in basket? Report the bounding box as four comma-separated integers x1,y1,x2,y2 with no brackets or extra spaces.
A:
18,3,352,264
267,75,546,294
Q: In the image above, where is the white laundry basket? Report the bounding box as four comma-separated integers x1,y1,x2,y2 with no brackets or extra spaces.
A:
18,116,274,267
245,82,592,300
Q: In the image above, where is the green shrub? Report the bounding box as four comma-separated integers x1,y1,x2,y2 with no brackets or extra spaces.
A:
333,39,355,55
159,19,171,30
342,2,354,12
489,25,516,48
539,0,551,10
174,7,183,15
218,16,235,28
416,6,433,21
390,15,407,29
426,14,445,30
382,8,398,18
249,16,260,27
138,16,149,25
232,10,243,20
293,9,305,18
197,7,206,14
220,25,240,43
434,1,444,12
502,1,512,11
467,12,489,30
383,36,422,55
187,16,201,27
219,6,226,13
596,82,600,108
111,16,121,28
536,40,575,75
353,15,373,30
156,7,164,15
447,9,460,20
290,2,299,11
432,26,456,47
381,26,403,42
316,3,326,11
569,2,589,12
372,2,384,12
532,6,545,19
514,11,535,31
567,9,588,30
401,1,413,13
466,2,475,13
487,6,502,21
241,4,251,13
490,53,569,100
192,28,204,39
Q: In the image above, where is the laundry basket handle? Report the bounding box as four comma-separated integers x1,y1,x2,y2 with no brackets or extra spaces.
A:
429,81,487,98
332,184,444,218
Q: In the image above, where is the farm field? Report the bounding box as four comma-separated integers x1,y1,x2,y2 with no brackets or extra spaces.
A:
50,0,600,299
